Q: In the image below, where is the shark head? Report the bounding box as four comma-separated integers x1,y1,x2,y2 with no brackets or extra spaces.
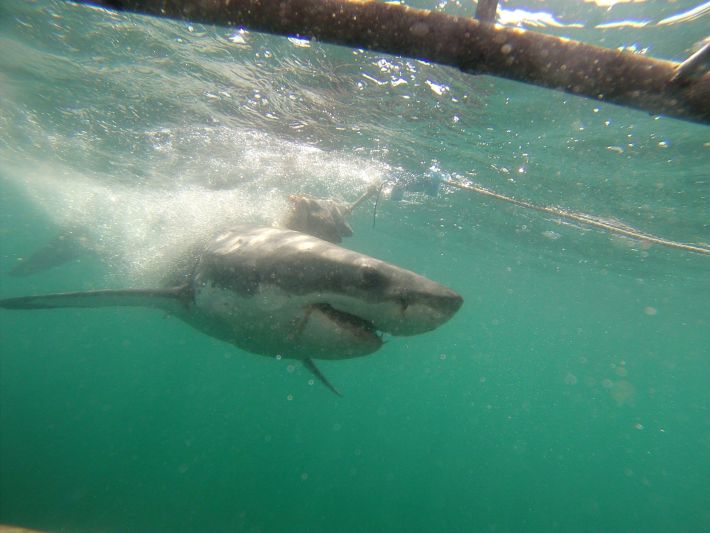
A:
190,227,463,360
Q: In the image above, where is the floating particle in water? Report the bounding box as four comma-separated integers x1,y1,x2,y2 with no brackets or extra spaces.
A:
564,373,578,385
610,380,636,405
512,440,528,454
644,306,658,316
615,366,628,377
634,423,644,430
543,230,561,240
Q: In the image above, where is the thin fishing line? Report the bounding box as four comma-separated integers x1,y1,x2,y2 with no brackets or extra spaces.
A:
443,180,710,256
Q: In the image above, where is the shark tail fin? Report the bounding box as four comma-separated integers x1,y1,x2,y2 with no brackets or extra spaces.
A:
303,358,342,397
10,231,87,277
0,286,191,311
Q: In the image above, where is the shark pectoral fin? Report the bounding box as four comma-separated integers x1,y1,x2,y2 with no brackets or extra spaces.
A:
0,286,191,312
303,358,342,397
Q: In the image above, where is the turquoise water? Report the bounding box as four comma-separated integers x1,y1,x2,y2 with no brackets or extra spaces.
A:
1,0,709,531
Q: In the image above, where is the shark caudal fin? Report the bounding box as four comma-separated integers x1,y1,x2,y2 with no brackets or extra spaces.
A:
303,358,342,396
0,286,191,311
9,231,88,277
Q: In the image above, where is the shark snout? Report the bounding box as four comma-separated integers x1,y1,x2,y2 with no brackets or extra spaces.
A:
385,282,463,336
427,286,464,316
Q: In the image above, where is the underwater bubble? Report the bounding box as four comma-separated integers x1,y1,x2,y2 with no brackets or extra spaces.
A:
615,366,628,377
610,380,636,405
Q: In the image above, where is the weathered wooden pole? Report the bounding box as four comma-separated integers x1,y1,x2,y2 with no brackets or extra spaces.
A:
474,0,498,24
75,0,709,124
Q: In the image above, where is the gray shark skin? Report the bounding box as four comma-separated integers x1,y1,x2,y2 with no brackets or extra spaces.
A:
1,227,463,392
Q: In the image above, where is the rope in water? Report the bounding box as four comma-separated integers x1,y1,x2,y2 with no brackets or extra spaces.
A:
443,180,710,255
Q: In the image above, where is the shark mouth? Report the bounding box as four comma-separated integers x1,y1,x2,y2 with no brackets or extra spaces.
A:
310,303,381,343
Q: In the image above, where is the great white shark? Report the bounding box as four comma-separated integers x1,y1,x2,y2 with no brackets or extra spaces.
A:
0,226,463,394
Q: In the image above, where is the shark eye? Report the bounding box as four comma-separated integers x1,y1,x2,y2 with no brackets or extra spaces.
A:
360,265,385,289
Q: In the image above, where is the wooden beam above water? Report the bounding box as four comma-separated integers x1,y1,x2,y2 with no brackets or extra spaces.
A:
74,0,709,125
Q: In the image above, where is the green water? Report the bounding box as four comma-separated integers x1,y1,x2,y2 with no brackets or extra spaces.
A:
1,0,709,531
